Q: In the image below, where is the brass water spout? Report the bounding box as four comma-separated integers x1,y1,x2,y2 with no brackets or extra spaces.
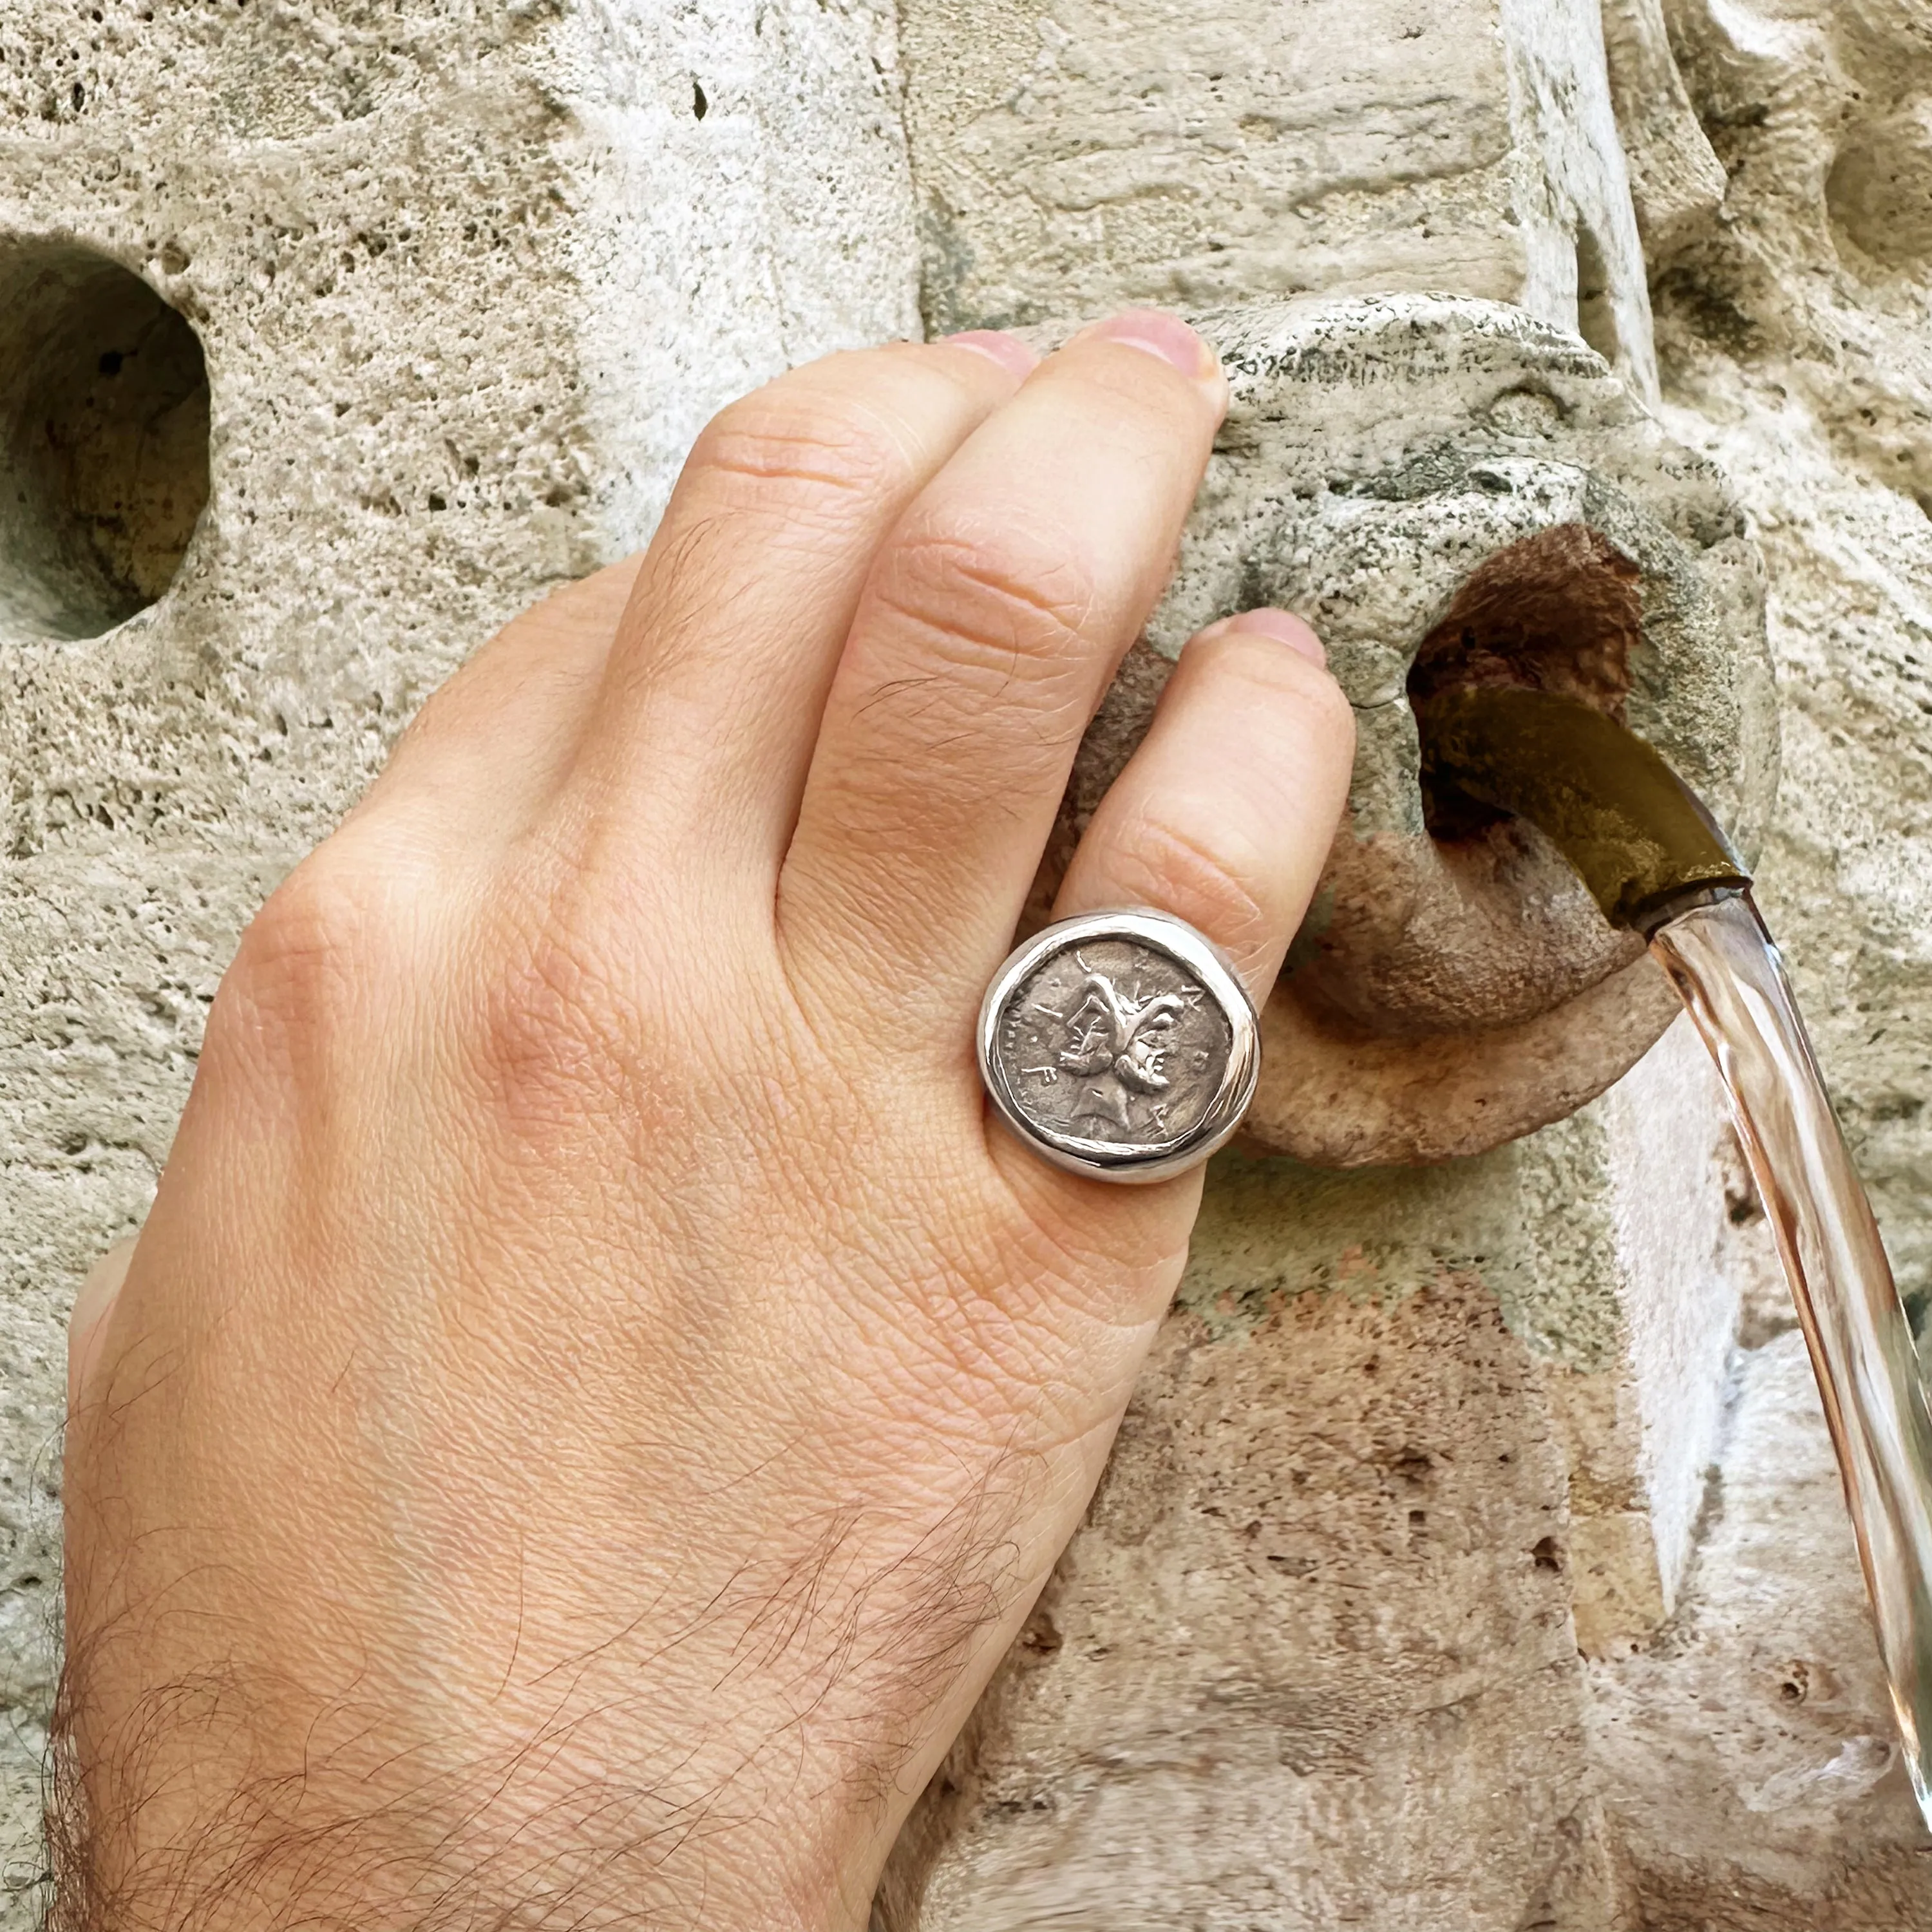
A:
1418,686,1751,936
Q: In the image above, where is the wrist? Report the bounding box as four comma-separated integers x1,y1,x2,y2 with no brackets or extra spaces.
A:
50,1678,873,1932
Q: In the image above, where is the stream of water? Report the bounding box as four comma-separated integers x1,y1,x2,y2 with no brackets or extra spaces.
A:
1651,891,1932,1826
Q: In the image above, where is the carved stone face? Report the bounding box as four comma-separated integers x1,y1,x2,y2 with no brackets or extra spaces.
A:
1028,294,1778,1166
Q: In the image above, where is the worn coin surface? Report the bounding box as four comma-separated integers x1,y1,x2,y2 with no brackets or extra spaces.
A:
978,910,1258,1182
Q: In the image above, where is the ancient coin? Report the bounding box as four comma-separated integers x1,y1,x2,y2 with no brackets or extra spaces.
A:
978,911,1258,1181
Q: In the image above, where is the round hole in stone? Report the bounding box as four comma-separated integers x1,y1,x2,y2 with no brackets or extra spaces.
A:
0,240,211,641
1827,106,1932,268
1407,522,1641,839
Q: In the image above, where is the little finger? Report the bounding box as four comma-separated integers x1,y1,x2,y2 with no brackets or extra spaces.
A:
1052,609,1356,1007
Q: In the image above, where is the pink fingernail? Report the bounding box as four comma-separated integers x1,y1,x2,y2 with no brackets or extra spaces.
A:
942,330,1039,380
1081,308,1221,383
1198,608,1327,667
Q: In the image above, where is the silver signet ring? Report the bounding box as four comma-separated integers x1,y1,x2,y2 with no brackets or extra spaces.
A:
977,909,1261,1184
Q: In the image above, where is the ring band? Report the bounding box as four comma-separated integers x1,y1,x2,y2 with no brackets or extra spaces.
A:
977,909,1261,1184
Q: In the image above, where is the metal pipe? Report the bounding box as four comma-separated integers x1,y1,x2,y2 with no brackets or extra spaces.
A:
1417,685,1751,936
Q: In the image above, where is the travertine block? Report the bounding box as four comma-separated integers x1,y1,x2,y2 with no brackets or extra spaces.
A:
1600,0,1728,261
880,1148,1610,1931
1594,1334,1932,1925
898,0,1658,396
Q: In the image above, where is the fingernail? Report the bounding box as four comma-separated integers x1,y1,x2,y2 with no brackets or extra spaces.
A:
941,330,1039,380
1197,608,1327,667
1081,308,1222,383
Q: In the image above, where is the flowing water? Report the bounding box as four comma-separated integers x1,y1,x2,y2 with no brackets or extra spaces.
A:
1652,891,1932,1825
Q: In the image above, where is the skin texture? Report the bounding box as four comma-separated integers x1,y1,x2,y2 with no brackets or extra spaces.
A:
55,312,1355,1932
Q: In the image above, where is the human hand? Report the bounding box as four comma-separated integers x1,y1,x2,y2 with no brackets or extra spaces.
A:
57,312,1354,1931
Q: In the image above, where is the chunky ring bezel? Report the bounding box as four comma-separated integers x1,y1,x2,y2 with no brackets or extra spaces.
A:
976,907,1262,1184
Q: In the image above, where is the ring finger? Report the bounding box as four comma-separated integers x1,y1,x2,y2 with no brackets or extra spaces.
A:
985,609,1356,1211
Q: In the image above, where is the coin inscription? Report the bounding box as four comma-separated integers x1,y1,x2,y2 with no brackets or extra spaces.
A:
991,935,1235,1150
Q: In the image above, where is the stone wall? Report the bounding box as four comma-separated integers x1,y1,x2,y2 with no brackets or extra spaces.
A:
3,0,1931,1926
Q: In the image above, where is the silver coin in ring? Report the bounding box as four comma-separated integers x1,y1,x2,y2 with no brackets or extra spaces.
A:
977,909,1260,1183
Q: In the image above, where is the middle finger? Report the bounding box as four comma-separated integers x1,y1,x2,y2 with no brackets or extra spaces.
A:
780,312,1227,1028
565,335,1035,872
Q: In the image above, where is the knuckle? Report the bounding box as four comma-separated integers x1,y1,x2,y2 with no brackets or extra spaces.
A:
869,520,1101,687
1106,817,1273,958
207,851,402,1071
475,927,617,1135
486,909,626,1066
692,389,913,523
467,869,678,1146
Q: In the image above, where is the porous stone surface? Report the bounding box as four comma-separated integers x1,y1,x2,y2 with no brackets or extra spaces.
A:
1575,0,1932,1914
1646,0,1932,1349
1593,1330,1932,1926
878,1184,1605,1930
3,0,1931,1926
0,0,918,1904
874,1018,1786,1929
883,0,1932,1922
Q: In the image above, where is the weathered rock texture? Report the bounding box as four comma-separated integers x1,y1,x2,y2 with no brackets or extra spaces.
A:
1030,291,1776,1167
0,0,918,1902
896,0,1659,399
881,0,1932,1922
2,0,1930,1927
